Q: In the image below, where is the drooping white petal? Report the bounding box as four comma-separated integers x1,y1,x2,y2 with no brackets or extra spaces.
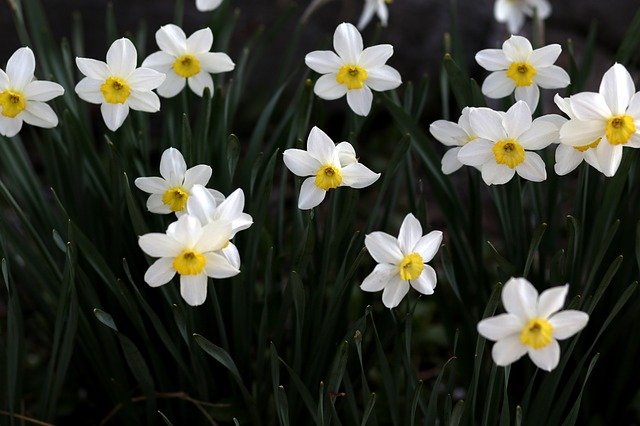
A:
549,310,589,339
413,230,443,263
457,138,494,167
381,276,410,308
491,335,527,366
74,77,103,104
147,193,172,214
537,284,569,318
139,233,183,257
599,63,635,115
554,144,583,176
430,120,468,147
502,35,533,62
135,176,168,193
144,257,176,287
397,213,422,254
364,231,403,264
559,119,604,147
529,44,562,68
410,265,437,295
0,116,24,137
188,72,214,97
481,162,515,185
100,103,130,132
595,139,623,177
358,44,393,69
514,85,540,113
357,2,376,30
128,67,166,91
470,108,508,141
569,92,611,121
222,243,241,269
475,49,510,71
477,313,523,341
203,252,240,278
186,28,213,53
504,101,532,139
21,101,58,128
128,90,161,112
527,340,560,371
441,148,464,174
23,80,64,102
180,274,208,306
554,93,575,118
156,24,188,57
305,50,343,74
516,152,547,182
183,164,212,188
360,263,397,292
346,86,373,116
298,177,326,210
532,0,552,19
106,38,138,77
198,52,235,73
534,66,570,89
364,65,402,92
482,72,516,99
518,118,558,149
6,47,35,89
141,51,174,73
502,277,538,320
160,147,187,183
314,74,348,100
76,58,110,80
340,162,380,188
157,71,187,98
333,22,363,64
283,149,321,177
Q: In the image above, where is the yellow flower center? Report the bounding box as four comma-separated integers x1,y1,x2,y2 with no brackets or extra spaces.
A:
100,76,131,104
506,62,537,87
173,250,206,275
605,115,636,145
519,317,553,349
574,137,601,152
398,252,424,281
173,54,201,78
315,164,343,190
336,64,368,90
162,187,189,212
0,90,27,118
493,138,525,168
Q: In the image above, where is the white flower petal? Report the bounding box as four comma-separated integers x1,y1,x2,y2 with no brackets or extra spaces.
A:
502,35,533,62
381,276,410,308
157,71,187,98
357,3,376,30
457,138,493,168
186,28,213,53
198,52,235,73
549,310,589,339
360,263,397,292
569,92,611,121
298,176,326,210
183,164,212,188
365,65,402,92
138,233,182,257
477,313,523,341
135,176,168,193
22,101,58,128
222,243,241,269
74,77,103,104
518,118,558,149
397,213,422,254
599,63,635,115
364,231,403,264
626,92,640,118
203,252,240,278
554,144,582,176
335,141,357,166
186,184,217,224
144,257,176,287
141,51,174,73
534,66,570,89
147,193,172,214
156,24,187,57
516,152,547,182
502,277,538,320
410,265,437,295
196,219,232,252
469,108,508,141
215,188,245,222
188,72,214,97
441,148,464,174
0,116,23,137
413,230,442,263
333,22,363,63
430,120,468,147
482,71,516,99
314,74,348,100
346,86,373,116
595,139,623,177
76,58,110,80
23,80,64,102
305,50,343,74
307,126,336,163
527,340,560,371
504,101,532,139
0,69,9,90
128,67,165,91
491,335,527,366
529,44,562,68
180,274,208,306
100,103,129,132
340,162,380,188
559,119,604,147
106,38,138,77
481,162,514,185
160,147,187,183
537,284,568,318
196,0,223,12
359,44,393,69
283,149,321,177
128,90,161,112
6,47,35,89
167,214,204,248
514,85,540,113
475,48,510,71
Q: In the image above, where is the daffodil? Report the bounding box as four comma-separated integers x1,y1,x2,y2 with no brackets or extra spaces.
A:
552,94,603,175
559,63,640,177
75,38,165,131
494,0,551,34
196,0,223,12
477,277,588,371
476,35,570,112
457,101,557,185
134,147,223,215
142,24,234,98
138,214,239,306
361,213,442,309
282,126,380,210
304,22,401,116
429,107,479,174
357,0,391,30
0,47,64,137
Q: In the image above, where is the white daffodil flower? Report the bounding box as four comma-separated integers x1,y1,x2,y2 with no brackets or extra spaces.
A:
196,0,223,12
357,0,391,30
429,107,479,174
134,147,224,215
458,101,557,185
75,38,165,131
478,277,588,371
282,126,380,210
361,213,442,309
559,63,640,177
305,22,401,116
0,47,64,137
138,214,239,306
186,184,253,269
552,94,603,176
494,0,551,34
476,35,570,112
142,24,234,98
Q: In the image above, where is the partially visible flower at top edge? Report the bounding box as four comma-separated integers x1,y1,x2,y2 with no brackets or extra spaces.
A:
429,107,479,175
75,38,165,131
0,47,64,138
305,22,401,117
478,277,588,372
476,35,570,112
196,0,223,12
282,126,380,210
142,24,234,98
357,0,391,30
361,213,443,309
494,0,551,34
134,147,224,216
